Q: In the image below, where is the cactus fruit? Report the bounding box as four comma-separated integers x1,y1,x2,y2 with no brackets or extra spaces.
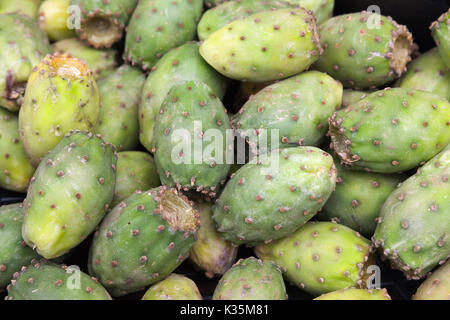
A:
97,65,145,151
189,202,238,278
204,0,229,8
19,53,100,167
296,0,334,25
0,0,42,19
6,260,112,300
124,0,203,71
0,204,41,288
431,9,450,68
0,13,51,112
88,187,200,297
213,147,337,246
314,288,391,300
413,260,450,300
329,88,450,173
372,145,450,280
22,131,117,259
340,89,372,109
139,42,228,152
200,7,322,82
38,0,76,41
0,108,35,193
255,221,374,296
142,274,203,300
212,257,287,300
315,12,415,89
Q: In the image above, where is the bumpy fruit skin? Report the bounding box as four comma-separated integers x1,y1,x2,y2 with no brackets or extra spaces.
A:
19,53,100,167
315,12,414,89
142,274,202,300
22,131,117,259
189,202,238,278
213,147,337,246
0,108,35,192
124,0,203,71
0,0,42,19
372,146,450,280
340,89,372,109
97,65,145,151
0,13,50,112
38,0,76,41
329,88,450,173
88,187,199,297
153,81,231,196
431,9,450,68
0,204,41,289
200,7,322,82
413,260,450,300
139,42,228,152
6,260,112,300
255,221,374,296
296,0,334,25
213,257,287,300
314,288,391,300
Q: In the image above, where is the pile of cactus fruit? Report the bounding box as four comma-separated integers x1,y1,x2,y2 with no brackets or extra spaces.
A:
0,0,449,302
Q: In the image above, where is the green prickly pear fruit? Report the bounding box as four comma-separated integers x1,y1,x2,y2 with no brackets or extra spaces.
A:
22,131,117,260
213,147,337,246
0,13,51,112
340,89,372,109
142,274,203,300
413,260,450,300
38,0,76,41
0,108,35,193
0,0,42,19
315,12,415,89
200,7,322,82
19,53,101,167
6,260,112,300
232,80,273,113
296,0,334,25
329,88,450,173
372,145,450,280
314,288,391,300
88,187,200,297
97,65,145,151
212,257,287,300
255,221,374,296
124,0,203,71
189,202,238,278
431,9,450,68
204,0,229,8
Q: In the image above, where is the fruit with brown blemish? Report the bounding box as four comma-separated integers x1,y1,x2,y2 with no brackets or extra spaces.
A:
314,288,391,300
413,260,450,300
38,0,76,41
431,9,450,68
142,274,202,300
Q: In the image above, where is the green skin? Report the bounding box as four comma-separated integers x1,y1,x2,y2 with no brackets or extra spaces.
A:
340,89,372,109
153,81,231,196
6,260,112,300
38,0,76,41
0,0,42,19
233,71,343,154
213,257,287,300
204,0,229,7
413,260,450,300
142,274,203,300
139,42,228,152
0,108,35,192
431,9,450,68
97,65,145,151
0,13,50,112
200,7,322,82
22,131,117,260
112,151,160,207
0,204,41,289
315,12,414,89
329,88,450,173
294,0,334,25
124,0,203,71
255,221,374,296
88,187,199,297
373,145,450,280
314,288,391,300
213,147,337,246
19,54,101,167
397,48,450,100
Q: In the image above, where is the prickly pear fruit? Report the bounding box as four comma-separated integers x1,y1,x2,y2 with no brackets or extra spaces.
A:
142,274,203,300
0,204,41,288
431,9,450,68
329,88,450,173
6,260,112,300
19,53,100,167
315,12,414,89
372,145,450,280
232,81,272,113
204,0,229,7
413,260,450,300
0,13,50,112
38,0,76,41
340,89,372,109
189,202,238,278
0,108,35,193
124,0,203,71
153,81,231,196
200,7,322,82
255,221,374,296
22,131,116,259
296,0,334,25
139,42,228,152
213,257,287,300
112,151,160,207
314,288,391,300
0,0,42,19
97,65,145,151
213,147,337,246
88,187,199,297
